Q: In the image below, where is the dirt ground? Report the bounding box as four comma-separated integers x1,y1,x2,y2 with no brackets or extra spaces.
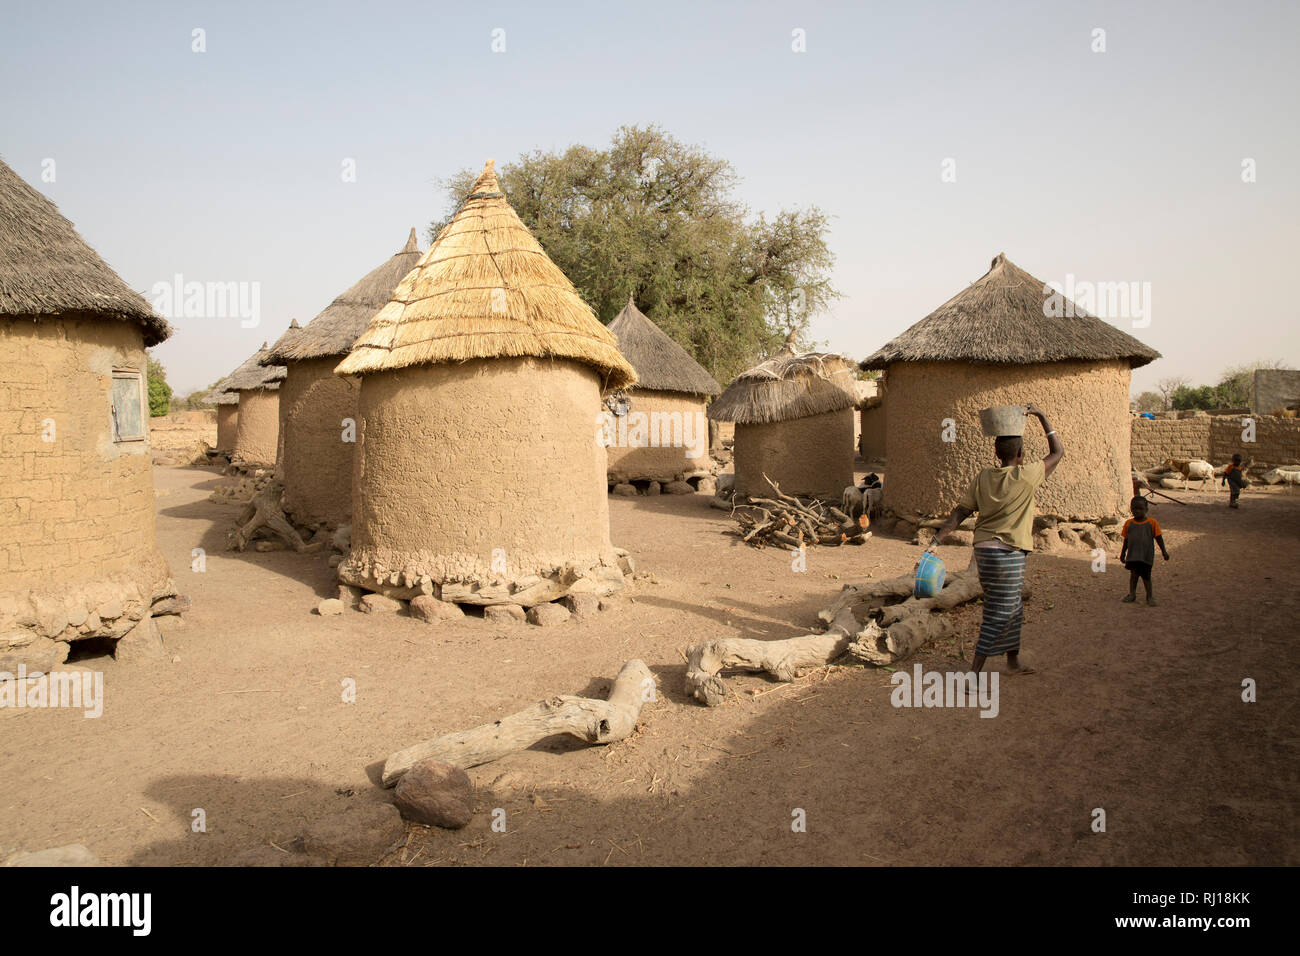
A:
1,465,1296,866
147,411,217,456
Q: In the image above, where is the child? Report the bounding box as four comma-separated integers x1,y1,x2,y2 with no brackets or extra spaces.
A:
1120,496,1169,605
1221,453,1248,508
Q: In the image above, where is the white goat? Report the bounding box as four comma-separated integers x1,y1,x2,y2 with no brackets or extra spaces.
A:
1162,457,1215,491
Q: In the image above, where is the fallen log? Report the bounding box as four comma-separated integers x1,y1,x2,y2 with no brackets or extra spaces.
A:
229,480,322,553
684,632,850,706
381,659,652,786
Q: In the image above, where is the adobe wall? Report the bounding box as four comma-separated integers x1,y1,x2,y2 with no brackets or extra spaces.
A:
279,357,358,527
605,389,709,483
859,403,886,461
232,388,279,466
216,405,238,452
1128,417,1210,469
883,359,1132,520
1128,415,1300,470
345,356,617,590
0,316,172,658
1252,368,1300,414
733,408,855,499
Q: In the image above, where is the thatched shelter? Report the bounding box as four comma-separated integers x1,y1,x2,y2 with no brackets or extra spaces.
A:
604,294,721,484
860,253,1160,523
263,228,421,528
708,335,858,499
224,342,285,467
334,160,636,606
0,156,175,665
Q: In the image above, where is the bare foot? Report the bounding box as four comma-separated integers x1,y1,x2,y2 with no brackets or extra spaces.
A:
1006,662,1037,676
1122,594,1136,603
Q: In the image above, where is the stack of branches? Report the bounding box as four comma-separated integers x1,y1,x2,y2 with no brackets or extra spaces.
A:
728,474,868,549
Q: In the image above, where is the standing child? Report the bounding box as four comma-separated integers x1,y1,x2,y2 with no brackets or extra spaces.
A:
1120,496,1169,605
1222,453,1248,508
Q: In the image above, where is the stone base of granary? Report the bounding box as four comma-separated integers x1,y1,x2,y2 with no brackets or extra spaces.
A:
337,550,634,609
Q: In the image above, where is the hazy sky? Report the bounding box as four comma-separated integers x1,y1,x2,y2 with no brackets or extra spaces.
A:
2,0,1296,397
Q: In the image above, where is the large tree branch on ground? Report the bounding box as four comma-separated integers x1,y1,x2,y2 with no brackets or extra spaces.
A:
229,481,321,553
381,660,653,787
684,555,987,706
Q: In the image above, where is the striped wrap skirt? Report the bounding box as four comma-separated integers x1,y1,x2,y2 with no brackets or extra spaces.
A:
973,547,1027,657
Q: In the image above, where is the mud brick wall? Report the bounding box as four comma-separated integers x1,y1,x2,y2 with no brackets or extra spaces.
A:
1129,417,1211,469
1210,415,1300,469
0,316,170,630
278,357,358,528
605,389,710,483
1252,369,1300,414
734,408,855,500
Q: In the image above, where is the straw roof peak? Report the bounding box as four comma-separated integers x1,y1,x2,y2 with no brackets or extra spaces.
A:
860,253,1160,370
0,156,171,346
606,297,721,397
708,347,857,425
334,160,635,390
226,343,285,392
266,227,424,363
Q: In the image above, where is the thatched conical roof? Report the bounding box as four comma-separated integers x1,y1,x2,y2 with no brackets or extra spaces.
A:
0,156,170,346
209,375,240,405
335,160,635,390
708,333,858,425
860,253,1160,370
266,228,422,363
607,295,720,397
223,342,285,393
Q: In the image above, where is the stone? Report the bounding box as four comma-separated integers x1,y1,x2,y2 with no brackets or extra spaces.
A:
3,844,101,867
409,595,465,624
393,759,474,829
664,480,694,495
327,554,343,568
1032,515,1059,532
337,584,364,608
598,595,627,613
0,635,70,673
1058,526,1083,549
150,595,191,616
947,529,974,547
360,593,404,614
331,524,351,553
30,594,67,640
526,603,571,627
616,552,636,575
1034,529,1062,552
645,481,661,495
65,605,89,629
301,801,404,866
96,599,123,621
114,617,165,664
612,483,638,497
696,476,717,495
562,592,600,619
317,599,344,616
484,604,526,624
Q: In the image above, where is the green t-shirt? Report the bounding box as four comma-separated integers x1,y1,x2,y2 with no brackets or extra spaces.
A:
958,459,1046,552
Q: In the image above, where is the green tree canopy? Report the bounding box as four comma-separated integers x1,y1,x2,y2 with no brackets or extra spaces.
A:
429,125,840,384
146,353,172,417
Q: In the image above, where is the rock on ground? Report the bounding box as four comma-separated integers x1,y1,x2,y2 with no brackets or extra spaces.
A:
301,801,404,866
527,603,571,627
484,604,526,624
409,595,465,624
612,483,638,497
664,480,694,495
562,592,600,619
317,599,344,616
114,617,165,664
696,476,717,495
360,593,404,614
393,759,474,829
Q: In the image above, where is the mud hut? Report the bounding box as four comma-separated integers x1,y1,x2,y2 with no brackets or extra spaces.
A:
224,343,285,467
603,294,721,485
263,229,421,528
0,156,175,666
209,375,240,452
860,253,1160,524
708,336,858,499
334,160,637,606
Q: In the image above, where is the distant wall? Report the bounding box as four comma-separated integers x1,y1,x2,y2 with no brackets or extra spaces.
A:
859,401,885,461
605,389,709,483
279,357,358,528
1130,414,1300,470
1253,368,1300,414
216,405,238,451
733,408,854,499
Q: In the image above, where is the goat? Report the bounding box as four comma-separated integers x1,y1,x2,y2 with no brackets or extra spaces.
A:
841,475,883,521
1162,457,1215,491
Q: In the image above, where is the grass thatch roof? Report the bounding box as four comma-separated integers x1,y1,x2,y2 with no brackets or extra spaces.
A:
0,156,170,346
860,253,1160,371
708,336,858,425
266,229,422,363
223,343,285,393
335,160,635,390
607,295,720,397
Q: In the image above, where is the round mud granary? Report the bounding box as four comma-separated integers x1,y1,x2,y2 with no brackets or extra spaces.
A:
0,157,175,668
223,343,285,467
708,337,858,499
263,229,421,528
334,160,637,606
860,253,1161,523
603,295,721,485
214,387,239,453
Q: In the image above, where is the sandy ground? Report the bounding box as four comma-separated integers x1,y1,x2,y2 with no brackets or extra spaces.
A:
148,411,217,456
1,465,1296,866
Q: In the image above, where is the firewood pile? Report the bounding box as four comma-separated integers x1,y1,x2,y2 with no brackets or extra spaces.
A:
726,474,868,549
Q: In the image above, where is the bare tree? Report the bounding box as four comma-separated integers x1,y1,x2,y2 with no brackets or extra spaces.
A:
1156,376,1188,410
